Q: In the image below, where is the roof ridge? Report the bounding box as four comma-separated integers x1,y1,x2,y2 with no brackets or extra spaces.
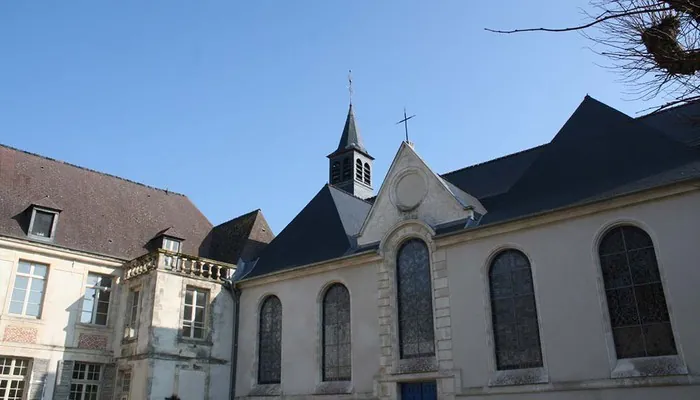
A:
636,98,700,120
1,142,187,197
440,144,547,177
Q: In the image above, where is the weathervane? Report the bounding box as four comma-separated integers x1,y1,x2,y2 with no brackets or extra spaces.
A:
396,107,416,143
347,70,353,105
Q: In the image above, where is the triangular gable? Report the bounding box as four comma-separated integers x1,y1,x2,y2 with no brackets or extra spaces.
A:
357,142,486,246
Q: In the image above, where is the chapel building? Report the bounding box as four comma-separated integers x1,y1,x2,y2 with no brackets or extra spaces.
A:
233,97,700,400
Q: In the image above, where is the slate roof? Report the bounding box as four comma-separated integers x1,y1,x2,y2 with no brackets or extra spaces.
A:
243,96,700,280
328,104,373,159
245,185,371,278
639,100,700,147
208,209,274,264
0,144,271,262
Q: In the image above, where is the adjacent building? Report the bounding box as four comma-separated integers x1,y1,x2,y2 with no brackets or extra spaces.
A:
0,146,272,399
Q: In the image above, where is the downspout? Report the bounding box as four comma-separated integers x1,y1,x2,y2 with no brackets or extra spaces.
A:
223,280,241,400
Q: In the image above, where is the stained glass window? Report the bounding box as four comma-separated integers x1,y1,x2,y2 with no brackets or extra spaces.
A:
397,239,435,359
489,250,543,370
599,226,676,359
322,284,351,381
258,295,282,384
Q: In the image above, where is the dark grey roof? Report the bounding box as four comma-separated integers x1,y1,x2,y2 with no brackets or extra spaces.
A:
243,96,700,280
245,185,371,278
0,144,268,262
328,104,373,159
208,209,274,264
437,96,700,234
639,100,700,147
441,145,546,199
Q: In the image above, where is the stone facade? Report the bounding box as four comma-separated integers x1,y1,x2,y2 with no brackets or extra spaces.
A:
0,238,235,400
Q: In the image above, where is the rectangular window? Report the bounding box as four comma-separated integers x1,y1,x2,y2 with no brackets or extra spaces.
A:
163,237,181,253
70,363,101,400
80,273,113,325
29,209,57,239
182,287,207,340
0,357,29,400
124,290,140,339
9,261,48,318
117,370,131,400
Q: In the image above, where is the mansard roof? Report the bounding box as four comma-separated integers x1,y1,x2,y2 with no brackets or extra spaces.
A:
246,185,371,279
0,144,271,261
243,96,700,280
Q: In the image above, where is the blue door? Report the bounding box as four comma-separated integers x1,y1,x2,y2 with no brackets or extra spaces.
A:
400,381,437,400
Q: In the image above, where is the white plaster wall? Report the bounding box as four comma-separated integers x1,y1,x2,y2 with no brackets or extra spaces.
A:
358,144,473,247
448,190,700,391
149,359,177,398
236,262,380,397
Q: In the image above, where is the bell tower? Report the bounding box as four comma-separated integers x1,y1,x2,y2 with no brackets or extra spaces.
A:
327,103,374,199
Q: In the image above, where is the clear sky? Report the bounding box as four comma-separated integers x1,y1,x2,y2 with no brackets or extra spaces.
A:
0,1,669,234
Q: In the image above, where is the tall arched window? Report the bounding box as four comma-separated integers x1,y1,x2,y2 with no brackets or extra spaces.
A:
363,163,371,185
355,159,363,181
342,157,351,180
331,161,341,184
258,295,282,384
489,250,543,370
397,239,434,358
599,226,676,359
322,283,351,381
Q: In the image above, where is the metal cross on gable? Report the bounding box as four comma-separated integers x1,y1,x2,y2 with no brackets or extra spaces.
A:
396,107,416,143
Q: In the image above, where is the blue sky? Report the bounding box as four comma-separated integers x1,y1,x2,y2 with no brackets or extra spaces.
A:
0,1,668,233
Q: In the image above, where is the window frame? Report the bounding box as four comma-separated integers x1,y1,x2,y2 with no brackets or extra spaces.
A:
181,287,208,340
27,207,59,241
124,288,140,340
363,162,370,185
257,295,282,385
162,237,181,253
395,238,435,360
117,369,131,400
598,225,677,360
321,283,352,382
80,272,113,326
487,249,544,371
0,357,30,400
8,260,48,318
70,362,101,400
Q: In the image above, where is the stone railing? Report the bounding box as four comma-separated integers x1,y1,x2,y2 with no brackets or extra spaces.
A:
123,249,236,283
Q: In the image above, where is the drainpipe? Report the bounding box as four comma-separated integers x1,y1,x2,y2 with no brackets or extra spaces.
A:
223,279,240,400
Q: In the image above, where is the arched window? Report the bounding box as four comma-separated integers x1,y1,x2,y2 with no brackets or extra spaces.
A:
396,239,434,358
331,161,341,184
258,295,282,384
355,159,363,181
599,226,676,359
342,157,351,180
363,163,370,185
489,250,543,370
322,283,351,381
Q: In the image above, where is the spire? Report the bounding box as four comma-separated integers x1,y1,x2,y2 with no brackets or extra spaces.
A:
334,104,368,155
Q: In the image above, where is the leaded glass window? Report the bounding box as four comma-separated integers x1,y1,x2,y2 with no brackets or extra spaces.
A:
489,250,543,370
599,226,676,359
258,295,282,384
322,283,351,381
396,239,435,359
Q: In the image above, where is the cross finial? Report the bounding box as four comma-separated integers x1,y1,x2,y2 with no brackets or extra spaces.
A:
347,69,353,105
396,107,416,143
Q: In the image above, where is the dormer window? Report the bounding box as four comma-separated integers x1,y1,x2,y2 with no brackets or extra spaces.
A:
28,208,59,240
162,237,181,253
